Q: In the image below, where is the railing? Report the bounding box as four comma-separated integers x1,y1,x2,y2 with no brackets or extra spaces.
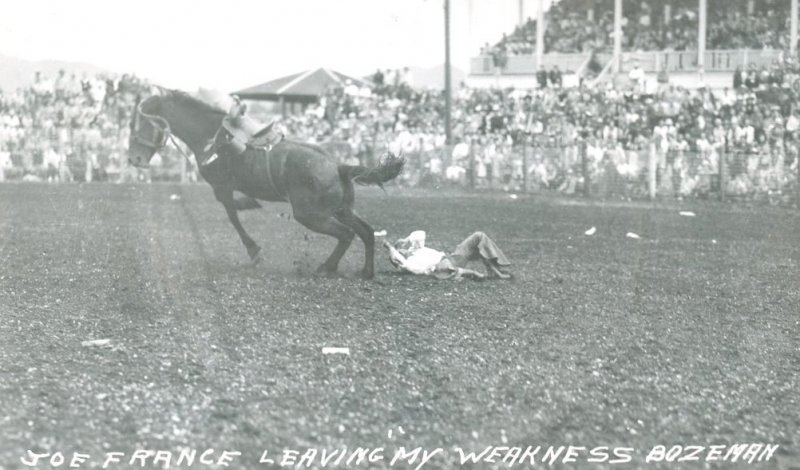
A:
390,140,800,205
619,49,783,73
471,53,591,76
3,136,798,205
471,49,785,76
590,59,615,88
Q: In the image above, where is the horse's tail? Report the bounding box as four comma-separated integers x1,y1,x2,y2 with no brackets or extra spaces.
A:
337,153,405,205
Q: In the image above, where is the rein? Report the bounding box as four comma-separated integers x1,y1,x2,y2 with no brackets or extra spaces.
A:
132,102,198,166
168,134,196,166
131,97,286,200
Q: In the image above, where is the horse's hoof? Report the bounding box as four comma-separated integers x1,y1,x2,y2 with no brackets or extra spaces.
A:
360,269,375,280
250,252,263,266
315,264,340,277
315,270,341,279
248,246,262,262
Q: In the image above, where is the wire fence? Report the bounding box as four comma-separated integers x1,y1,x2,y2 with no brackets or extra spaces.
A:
3,134,798,205
392,139,800,205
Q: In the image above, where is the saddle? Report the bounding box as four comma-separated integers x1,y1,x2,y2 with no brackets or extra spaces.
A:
205,99,284,160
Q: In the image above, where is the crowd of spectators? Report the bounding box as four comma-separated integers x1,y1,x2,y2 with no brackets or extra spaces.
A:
1,56,798,201
488,0,794,58
0,70,152,182
276,57,799,200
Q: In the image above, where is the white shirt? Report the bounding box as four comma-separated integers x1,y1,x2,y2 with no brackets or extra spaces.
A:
401,247,446,275
389,231,448,276
629,67,645,83
445,165,466,181
786,115,800,132
452,142,469,160
43,148,62,167
344,83,359,96
429,157,443,175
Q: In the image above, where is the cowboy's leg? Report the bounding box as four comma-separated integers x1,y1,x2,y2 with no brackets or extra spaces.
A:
476,231,511,266
450,231,484,266
451,231,512,279
451,231,511,266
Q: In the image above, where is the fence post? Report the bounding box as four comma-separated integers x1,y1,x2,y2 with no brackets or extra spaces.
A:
581,140,590,198
648,142,657,200
418,138,424,185
522,137,529,193
719,148,726,202
797,151,800,206
469,139,476,190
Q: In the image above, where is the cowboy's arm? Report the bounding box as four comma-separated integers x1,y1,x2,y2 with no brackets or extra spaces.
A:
454,267,485,280
383,240,409,270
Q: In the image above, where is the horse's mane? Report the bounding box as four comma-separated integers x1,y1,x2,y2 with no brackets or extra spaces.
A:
164,89,227,116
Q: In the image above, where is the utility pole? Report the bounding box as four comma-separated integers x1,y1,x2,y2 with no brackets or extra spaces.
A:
698,0,707,71
792,0,798,56
444,0,452,145
613,0,622,74
536,0,545,71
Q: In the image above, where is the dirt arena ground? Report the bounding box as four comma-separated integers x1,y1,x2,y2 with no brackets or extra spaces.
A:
0,183,798,469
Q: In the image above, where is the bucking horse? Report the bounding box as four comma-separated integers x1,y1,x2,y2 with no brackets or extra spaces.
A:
127,89,404,279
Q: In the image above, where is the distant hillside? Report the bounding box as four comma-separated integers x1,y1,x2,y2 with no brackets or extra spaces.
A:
0,54,111,92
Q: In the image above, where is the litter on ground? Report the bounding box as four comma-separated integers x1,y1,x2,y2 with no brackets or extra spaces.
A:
322,347,350,355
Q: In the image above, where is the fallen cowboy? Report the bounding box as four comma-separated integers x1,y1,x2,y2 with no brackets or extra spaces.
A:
383,230,512,280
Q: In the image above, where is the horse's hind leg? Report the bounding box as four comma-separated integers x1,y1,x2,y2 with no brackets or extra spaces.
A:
294,214,355,275
233,196,262,211
214,187,262,262
335,210,375,279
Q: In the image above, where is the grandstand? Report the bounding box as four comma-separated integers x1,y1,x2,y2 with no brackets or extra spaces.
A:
0,0,798,204
468,0,798,90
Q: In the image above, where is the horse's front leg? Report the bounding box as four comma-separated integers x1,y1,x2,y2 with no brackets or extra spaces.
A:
214,187,262,263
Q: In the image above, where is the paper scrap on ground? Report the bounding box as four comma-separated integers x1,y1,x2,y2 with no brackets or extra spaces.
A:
374,230,387,237
81,339,111,347
322,347,350,355
626,232,641,239
585,226,597,236
169,194,181,201
509,194,518,199
679,211,696,217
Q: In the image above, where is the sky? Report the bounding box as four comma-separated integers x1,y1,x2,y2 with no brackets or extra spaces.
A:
0,0,551,92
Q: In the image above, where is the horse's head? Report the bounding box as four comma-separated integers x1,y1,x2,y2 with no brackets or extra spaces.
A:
128,95,171,168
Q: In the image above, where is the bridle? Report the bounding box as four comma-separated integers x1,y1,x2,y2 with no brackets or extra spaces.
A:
131,102,171,151
130,99,193,164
